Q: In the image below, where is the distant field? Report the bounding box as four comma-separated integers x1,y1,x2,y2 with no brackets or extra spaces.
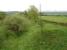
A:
41,16,67,23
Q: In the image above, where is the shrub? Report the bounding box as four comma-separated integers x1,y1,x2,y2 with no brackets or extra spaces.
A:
2,15,31,37
0,12,6,20
0,14,31,49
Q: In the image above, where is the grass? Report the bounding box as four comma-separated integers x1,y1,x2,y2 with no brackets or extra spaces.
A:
0,15,67,50
1,21,67,50
41,16,67,23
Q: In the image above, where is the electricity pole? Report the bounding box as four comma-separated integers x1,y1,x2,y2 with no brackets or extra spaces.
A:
39,3,43,34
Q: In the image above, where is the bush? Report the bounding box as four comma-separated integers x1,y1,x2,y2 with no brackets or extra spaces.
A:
0,12,6,20
2,15,31,37
0,13,32,49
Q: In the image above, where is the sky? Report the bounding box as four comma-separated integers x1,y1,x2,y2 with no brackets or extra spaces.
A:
0,0,67,12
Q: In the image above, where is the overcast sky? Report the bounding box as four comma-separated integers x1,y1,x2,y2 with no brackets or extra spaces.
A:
0,0,67,11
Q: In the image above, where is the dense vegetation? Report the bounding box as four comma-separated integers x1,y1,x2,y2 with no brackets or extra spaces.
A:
0,6,67,50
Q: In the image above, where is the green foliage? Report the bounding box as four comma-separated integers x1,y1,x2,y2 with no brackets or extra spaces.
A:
23,11,28,17
25,5,39,22
0,14,32,49
0,12,6,20
2,16,31,37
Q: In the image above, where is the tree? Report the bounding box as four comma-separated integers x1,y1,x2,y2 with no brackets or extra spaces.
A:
27,5,39,22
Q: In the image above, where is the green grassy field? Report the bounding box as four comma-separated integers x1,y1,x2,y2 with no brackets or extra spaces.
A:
2,22,67,50
0,15,67,50
41,16,67,23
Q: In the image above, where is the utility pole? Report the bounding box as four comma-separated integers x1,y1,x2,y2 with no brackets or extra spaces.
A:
39,3,43,34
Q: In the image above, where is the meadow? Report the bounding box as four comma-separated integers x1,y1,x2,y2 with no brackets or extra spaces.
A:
41,16,67,23
0,14,66,50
